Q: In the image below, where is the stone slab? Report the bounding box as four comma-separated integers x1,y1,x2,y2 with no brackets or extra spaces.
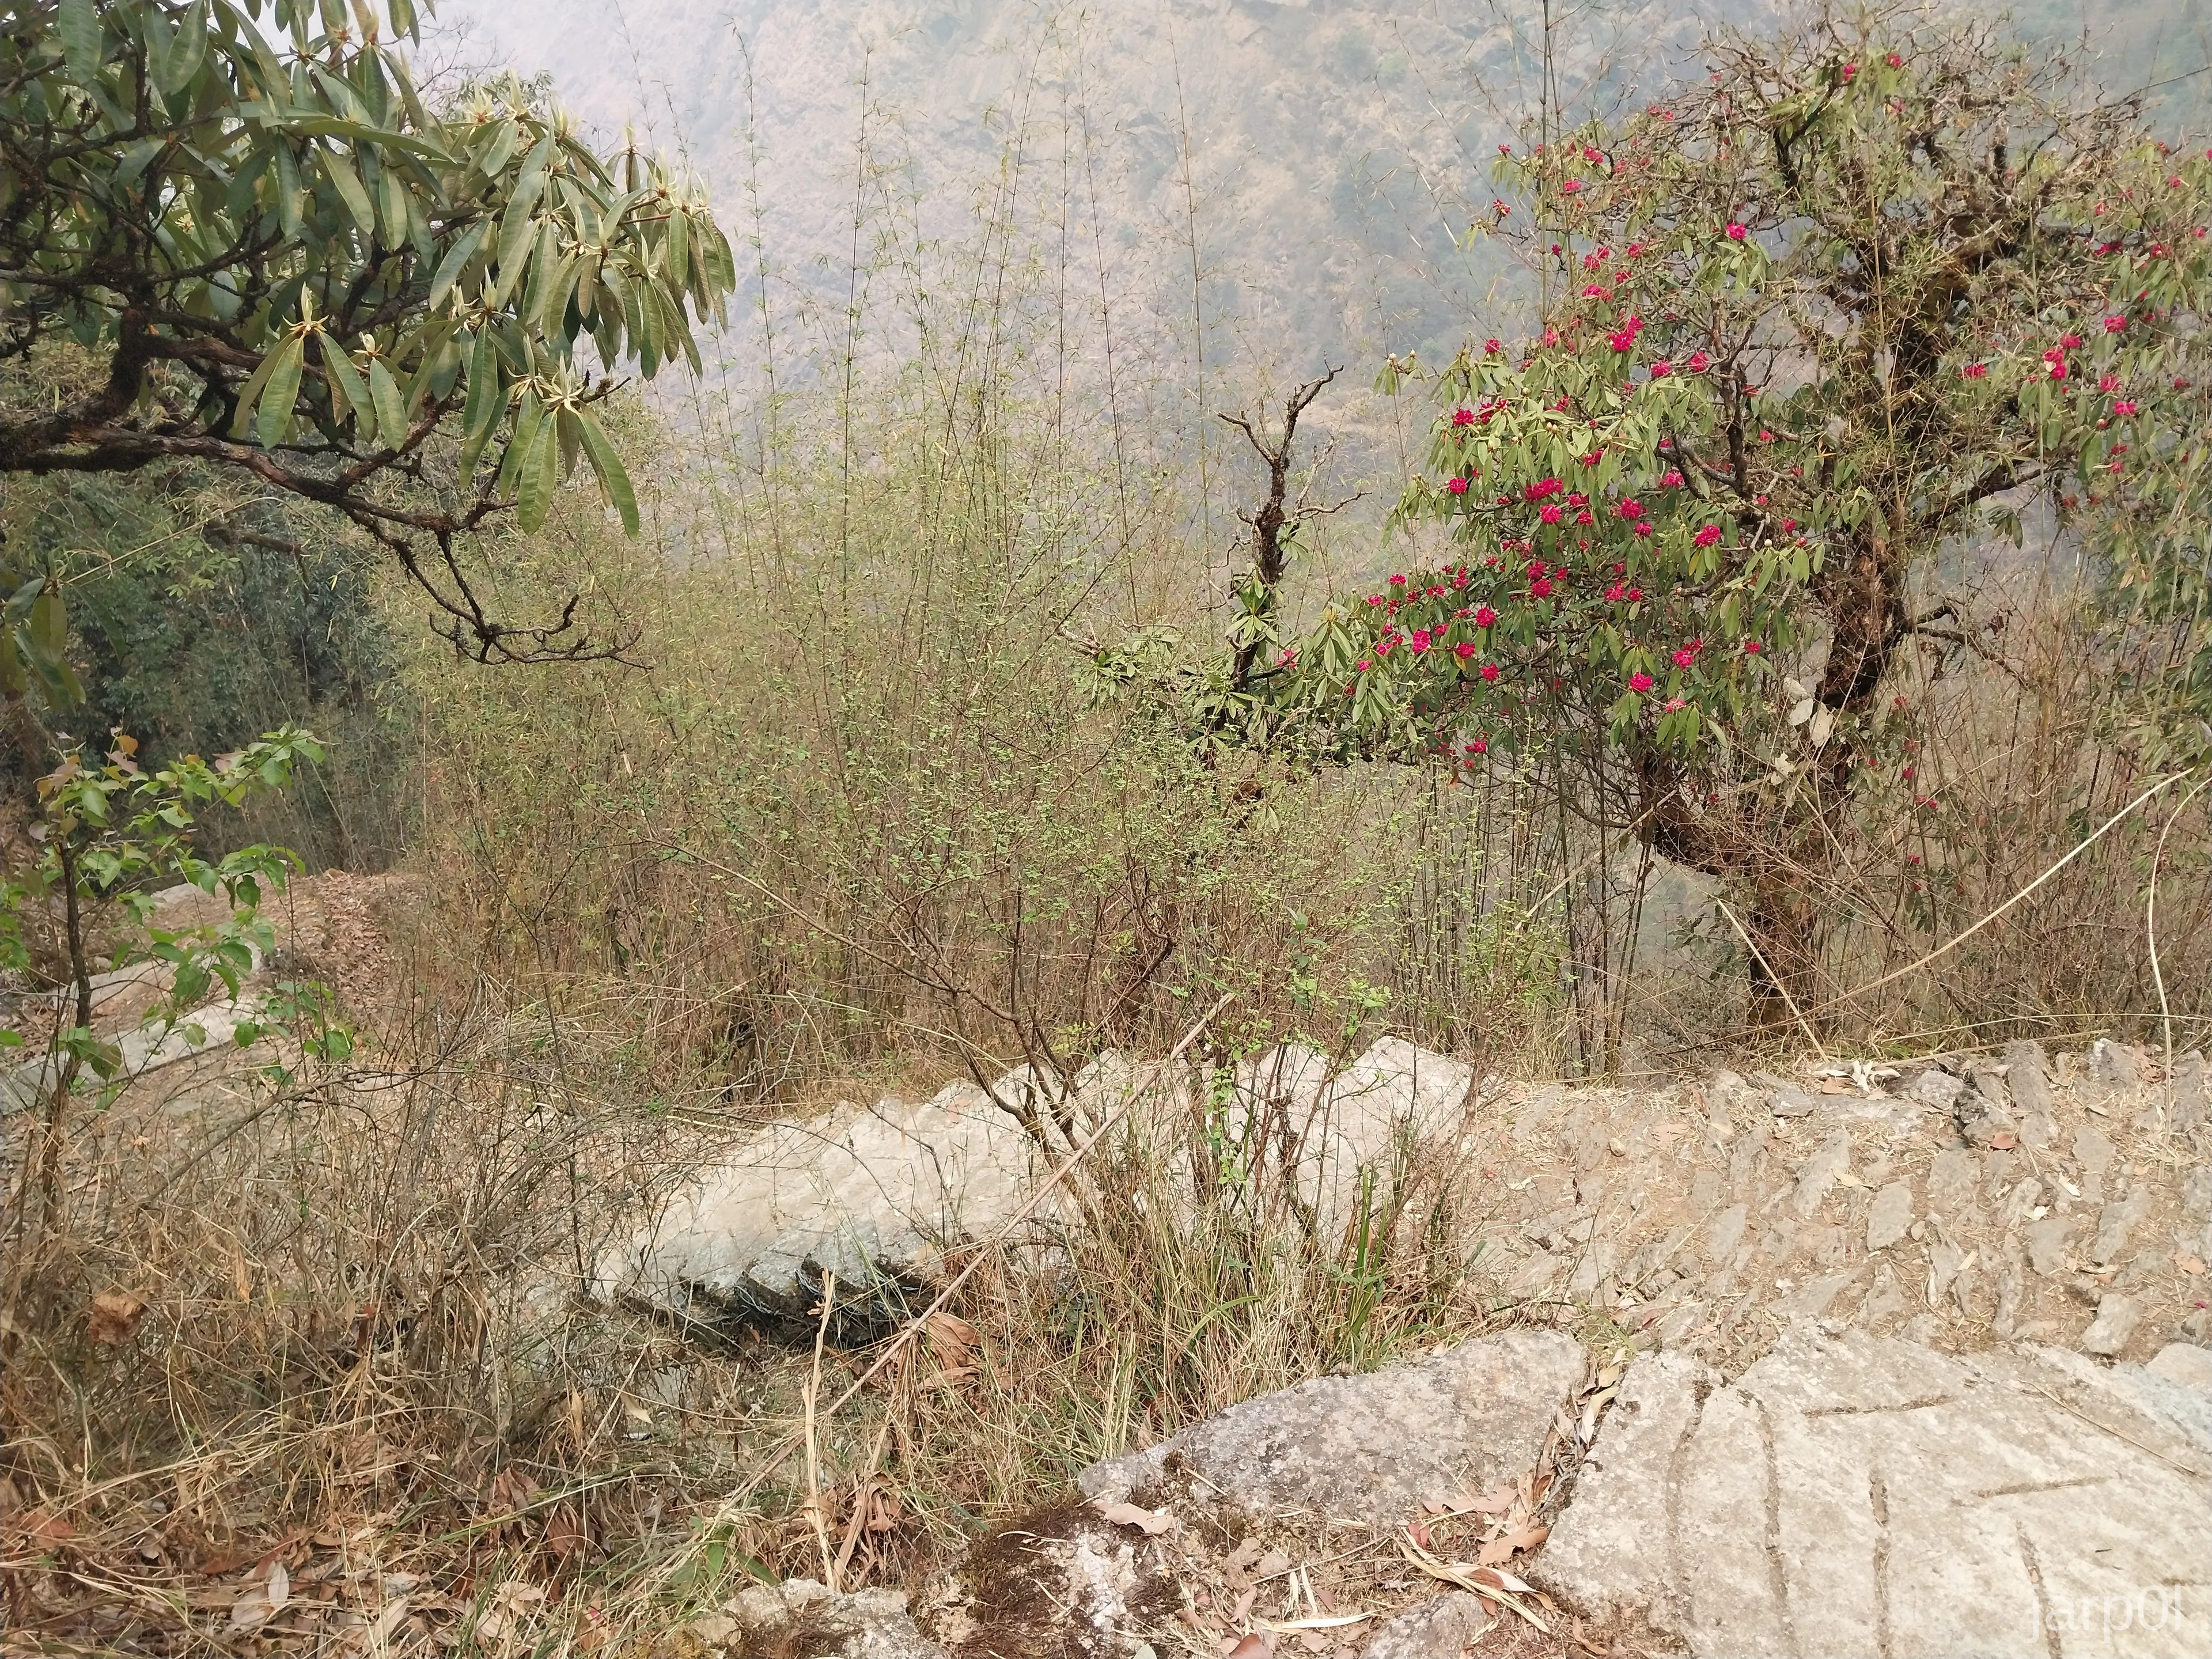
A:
1078,1330,1584,1531
1533,1328,2212,1657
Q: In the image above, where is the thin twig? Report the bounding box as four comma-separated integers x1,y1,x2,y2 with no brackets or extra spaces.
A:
2146,773,2211,1091
1813,773,2184,1018
1716,897,1828,1059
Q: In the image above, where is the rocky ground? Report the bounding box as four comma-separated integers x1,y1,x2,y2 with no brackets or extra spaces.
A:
7,877,2209,1657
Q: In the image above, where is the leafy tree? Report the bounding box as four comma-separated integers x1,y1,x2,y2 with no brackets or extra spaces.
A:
1187,5,2210,1019
0,0,736,670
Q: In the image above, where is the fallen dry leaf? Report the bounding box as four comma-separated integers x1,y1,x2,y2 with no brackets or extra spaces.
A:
545,1502,593,1564
925,1310,980,1370
1988,1130,2018,1150
1478,1524,1550,1565
13,1509,76,1547
89,1288,149,1345
1096,1500,1177,1535
1221,1635,1272,1657
2176,1253,2208,1276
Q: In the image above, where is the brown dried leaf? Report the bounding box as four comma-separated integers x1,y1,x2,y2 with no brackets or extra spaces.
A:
544,1502,593,1563
1477,1524,1549,1565
2176,1253,2208,1276
88,1289,148,1346
1096,1501,1177,1535
925,1310,981,1370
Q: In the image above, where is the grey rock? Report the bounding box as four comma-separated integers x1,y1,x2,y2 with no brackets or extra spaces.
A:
2169,1050,2209,1132
1360,1591,1493,1658
1225,1039,1475,1235
726,1581,949,1659
1790,1131,1853,1219
1767,1084,1819,1119
2146,1342,2212,1392
1779,1269,1858,1320
2081,1293,2143,1357
1965,1062,2013,1111
598,1038,1472,1332
2091,1037,2144,1088
1531,1351,1717,1623
1533,1328,2212,1657
1866,1182,1915,1253
1926,1147,1978,1218
2026,1212,2070,1283
1904,1067,1965,1111
2091,1188,2153,1266
1953,1086,2018,1150
1078,1331,1584,1531
2185,1165,2212,1222
2004,1040,2054,1115
1707,1203,1749,1266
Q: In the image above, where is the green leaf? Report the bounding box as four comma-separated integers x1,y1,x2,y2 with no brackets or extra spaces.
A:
368,358,406,446
29,585,66,657
459,328,502,471
321,342,374,427
56,0,100,81
322,147,377,234
426,219,488,312
256,334,306,448
517,412,558,532
577,410,639,533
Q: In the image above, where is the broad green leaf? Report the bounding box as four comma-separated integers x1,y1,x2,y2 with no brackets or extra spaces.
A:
368,358,406,445
255,334,306,447
29,585,66,656
56,0,101,81
577,410,640,533
459,328,501,469
516,412,558,531
321,340,374,425
321,148,377,235
229,342,285,438
426,219,488,311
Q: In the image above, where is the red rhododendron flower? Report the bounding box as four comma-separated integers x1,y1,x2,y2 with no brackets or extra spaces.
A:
1963,363,1987,379
1672,647,1695,668
1885,52,1902,67
1480,662,1500,682
1693,525,1722,547
2098,374,2119,393
1744,640,1762,653
1687,351,1711,373
1540,504,1563,524
1629,671,1654,692
1474,606,1498,627
1454,642,1476,660
1467,738,1488,755
1618,498,1645,520
1485,338,1502,354
1530,577,1554,597
1452,407,1476,426
1726,222,1748,240
2114,400,2139,415
1660,469,1685,487
1446,476,1470,494
1649,359,1672,377
2061,333,2083,349
1633,521,1654,537
2104,316,2126,333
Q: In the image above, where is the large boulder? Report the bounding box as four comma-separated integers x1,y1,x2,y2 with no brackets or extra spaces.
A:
596,1039,1472,1335
1080,1328,1583,1531
1534,1327,2212,1657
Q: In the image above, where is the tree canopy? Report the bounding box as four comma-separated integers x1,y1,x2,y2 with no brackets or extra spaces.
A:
0,0,736,673
1156,5,2210,1012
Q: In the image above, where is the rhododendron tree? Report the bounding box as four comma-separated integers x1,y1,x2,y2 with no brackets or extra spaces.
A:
1225,5,2210,1016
